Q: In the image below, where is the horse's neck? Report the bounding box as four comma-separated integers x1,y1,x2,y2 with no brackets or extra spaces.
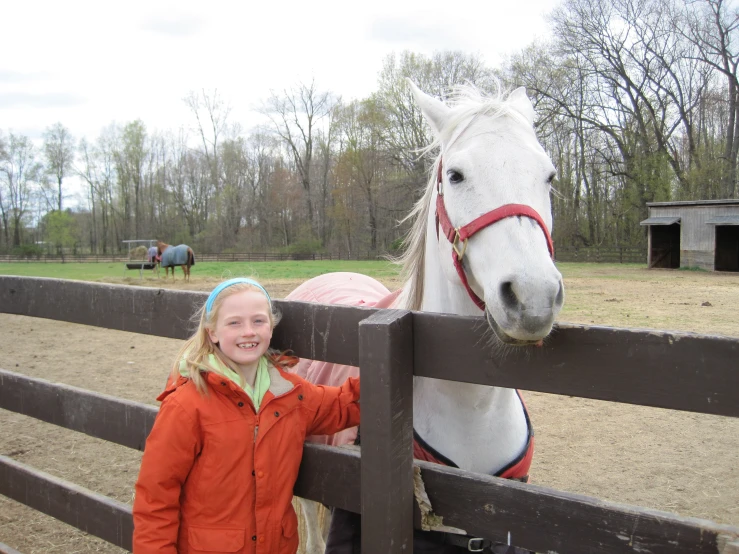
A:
413,377,528,474
411,216,529,475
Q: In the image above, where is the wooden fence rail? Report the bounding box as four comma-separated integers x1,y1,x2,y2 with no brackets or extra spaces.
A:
3,277,737,417
2,369,738,554
1,276,738,553
554,246,646,263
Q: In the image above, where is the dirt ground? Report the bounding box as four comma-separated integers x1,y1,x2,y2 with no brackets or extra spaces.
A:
1,267,738,553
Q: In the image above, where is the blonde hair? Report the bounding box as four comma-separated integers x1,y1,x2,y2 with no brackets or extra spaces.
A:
171,282,283,395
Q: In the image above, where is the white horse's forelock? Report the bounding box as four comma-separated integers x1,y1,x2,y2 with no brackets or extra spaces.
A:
394,84,535,311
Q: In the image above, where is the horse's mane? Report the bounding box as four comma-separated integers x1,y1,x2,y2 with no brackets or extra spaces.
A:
395,84,531,311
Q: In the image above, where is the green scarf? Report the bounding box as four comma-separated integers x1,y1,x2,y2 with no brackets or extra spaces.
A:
180,353,271,410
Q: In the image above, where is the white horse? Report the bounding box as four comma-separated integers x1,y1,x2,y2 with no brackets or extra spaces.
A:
290,80,564,553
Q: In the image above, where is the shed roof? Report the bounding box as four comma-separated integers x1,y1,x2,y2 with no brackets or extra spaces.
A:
646,199,739,208
640,216,681,226
705,215,739,225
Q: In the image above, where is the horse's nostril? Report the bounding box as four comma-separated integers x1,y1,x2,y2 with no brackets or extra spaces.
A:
555,281,564,307
500,281,519,310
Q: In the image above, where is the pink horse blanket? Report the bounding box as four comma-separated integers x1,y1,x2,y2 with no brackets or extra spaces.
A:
285,272,400,447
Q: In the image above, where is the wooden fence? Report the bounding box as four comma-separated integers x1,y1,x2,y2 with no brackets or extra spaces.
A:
0,252,383,263
0,248,646,264
0,276,738,553
555,246,646,263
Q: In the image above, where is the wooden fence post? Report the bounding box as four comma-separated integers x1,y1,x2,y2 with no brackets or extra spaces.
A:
359,309,414,553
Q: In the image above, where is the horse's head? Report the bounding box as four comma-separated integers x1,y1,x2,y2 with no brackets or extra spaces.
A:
409,81,564,346
156,240,167,255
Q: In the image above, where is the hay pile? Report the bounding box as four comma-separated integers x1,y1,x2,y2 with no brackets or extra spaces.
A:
129,245,149,260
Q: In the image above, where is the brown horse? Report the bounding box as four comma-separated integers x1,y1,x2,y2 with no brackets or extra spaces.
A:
157,241,195,282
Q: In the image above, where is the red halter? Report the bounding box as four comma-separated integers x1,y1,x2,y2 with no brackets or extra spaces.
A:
434,160,555,311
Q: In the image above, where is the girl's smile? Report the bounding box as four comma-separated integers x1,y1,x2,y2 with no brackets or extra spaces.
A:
207,290,273,380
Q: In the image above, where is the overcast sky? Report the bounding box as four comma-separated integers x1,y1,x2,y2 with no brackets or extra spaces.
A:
1,0,559,145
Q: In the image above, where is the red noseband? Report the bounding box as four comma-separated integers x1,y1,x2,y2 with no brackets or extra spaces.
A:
434,159,555,311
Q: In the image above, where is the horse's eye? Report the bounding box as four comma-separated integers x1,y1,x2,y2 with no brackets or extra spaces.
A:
447,170,464,184
547,172,557,184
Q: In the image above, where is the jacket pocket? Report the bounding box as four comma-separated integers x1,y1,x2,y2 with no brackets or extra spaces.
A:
188,526,245,553
282,510,298,539
280,509,300,552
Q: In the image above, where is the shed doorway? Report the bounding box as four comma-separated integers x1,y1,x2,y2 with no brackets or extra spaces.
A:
715,225,739,272
649,223,681,268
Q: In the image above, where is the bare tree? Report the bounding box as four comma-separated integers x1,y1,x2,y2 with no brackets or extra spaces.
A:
184,89,230,195
375,52,435,181
315,104,341,247
682,0,739,196
245,129,281,249
335,98,388,251
218,136,251,247
0,132,9,248
97,126,120,252
114,120,148,238
509,45,612,246
508,0,716,248
547,0,700,184
0,133,42,247
76,137,101,252
261,79,337,239
43,123,75,211
165,129,211,239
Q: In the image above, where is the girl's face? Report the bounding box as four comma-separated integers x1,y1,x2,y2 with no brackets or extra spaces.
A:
207,290,273,372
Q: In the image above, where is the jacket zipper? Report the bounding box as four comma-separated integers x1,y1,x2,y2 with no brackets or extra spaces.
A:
253,424,259,443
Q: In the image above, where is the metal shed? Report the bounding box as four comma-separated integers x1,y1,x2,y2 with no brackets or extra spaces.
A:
640,199,739,271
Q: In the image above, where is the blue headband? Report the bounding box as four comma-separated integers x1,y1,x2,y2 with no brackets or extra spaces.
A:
205,278,272,316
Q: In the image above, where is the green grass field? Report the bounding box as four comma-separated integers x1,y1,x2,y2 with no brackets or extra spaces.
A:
0,260,403,282
0,260,653,283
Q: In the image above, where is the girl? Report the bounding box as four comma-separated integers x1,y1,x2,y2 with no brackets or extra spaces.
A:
133,277,360,554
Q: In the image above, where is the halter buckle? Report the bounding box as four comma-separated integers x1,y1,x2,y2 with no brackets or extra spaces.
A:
452,229,467,260
467,537,487,552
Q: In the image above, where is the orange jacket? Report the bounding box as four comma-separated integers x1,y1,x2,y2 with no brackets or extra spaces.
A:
132,363,360,554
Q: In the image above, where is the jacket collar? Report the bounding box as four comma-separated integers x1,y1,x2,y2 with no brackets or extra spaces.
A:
266,364,295,398
158,362,298,404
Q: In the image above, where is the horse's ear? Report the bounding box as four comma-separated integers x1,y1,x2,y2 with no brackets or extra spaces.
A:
407,78,450,136
507,87,536,127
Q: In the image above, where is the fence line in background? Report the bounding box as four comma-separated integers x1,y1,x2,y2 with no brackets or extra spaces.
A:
555,246,646,263
0,247,646,264
0,252,383,263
